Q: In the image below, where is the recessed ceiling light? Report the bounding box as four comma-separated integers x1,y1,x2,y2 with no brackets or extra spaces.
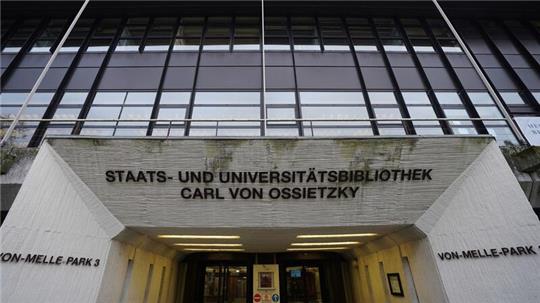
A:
183,248,245,252
296,233,377,239
174,243,243,247
158,235,240,239
290,241,360,246
287,247,349,251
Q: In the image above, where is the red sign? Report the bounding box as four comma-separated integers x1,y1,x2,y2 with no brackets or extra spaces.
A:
254,293,261,303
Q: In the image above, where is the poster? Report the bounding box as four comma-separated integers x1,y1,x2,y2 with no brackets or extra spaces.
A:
253,264,280,303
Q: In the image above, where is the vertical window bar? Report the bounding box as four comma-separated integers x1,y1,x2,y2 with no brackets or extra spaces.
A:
497,20,540,109
368,17,416,135
395,17,452,135
73,18,128,134
49,18,72,53
139,17,154,53
230,16,236,53
287,16,304,136
523,20,540,41
184,17,208,136
147,17,181,136
420,18,488,135
29,18,101,147
501,20,540,72
260,0,267,135
343,17,380,136
474,20,539,111
430,0,526,143
314,16,325,52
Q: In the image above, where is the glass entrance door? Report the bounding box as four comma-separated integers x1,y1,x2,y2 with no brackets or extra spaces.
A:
285,266,323,303
203,265,248,303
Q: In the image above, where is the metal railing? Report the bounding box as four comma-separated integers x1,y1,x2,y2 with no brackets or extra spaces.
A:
0,117,514,143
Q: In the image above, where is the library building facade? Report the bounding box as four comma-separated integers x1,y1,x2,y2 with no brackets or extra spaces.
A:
1,1,540,303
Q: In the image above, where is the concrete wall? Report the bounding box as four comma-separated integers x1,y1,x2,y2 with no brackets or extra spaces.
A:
353,141,540,303
417,141,540,302
48,137,491,228
2,137,539,302
0,142,178,303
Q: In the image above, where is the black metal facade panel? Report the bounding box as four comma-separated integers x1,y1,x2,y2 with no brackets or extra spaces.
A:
1,1,539,147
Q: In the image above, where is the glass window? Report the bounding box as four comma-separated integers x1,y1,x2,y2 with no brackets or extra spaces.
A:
190,91,260,136
144,38,171,51
265,91,297,136
373,107,402,124
435,92,463,105
191,107,259,123
0,92,53,106
368,92,398,105
467,92,495,105
264,37,290,51
177,17,204,37
439,40,462,53
266,92,296,104
116,38,141,52
291,17,318,37
94,19,121,38
265,17,288,36
30,39,54,53
93,92,126,104
500,92,526,105
53,108,80,119
323,38,349,51
267,108,296,124
402,92,431,105
533,92,540,102
382,39,407,52
476,107,503,119
173,38,200,51
293,38,321,51
206,17,232,37
301,92,364,104
352,38,378,52
160,92,191,104
125,92,156,104
158,107,186,120
87,38,113,52
203,38,230,51
121,18,148,38
235,16,260,37
299,91,371,136
402,92,441,133
2,39,27,53
118,107,152,126
195,92,259,105
233,38,260,51
85,107,121,125
1,93,29,105
148,18,176,37
59,92,88,105
410,39,435,53
319,17,346,37
59,38,83,52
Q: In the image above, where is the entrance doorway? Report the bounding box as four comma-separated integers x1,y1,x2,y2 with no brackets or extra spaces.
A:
202,265,248,303
284,266,323,303
182,253,348,303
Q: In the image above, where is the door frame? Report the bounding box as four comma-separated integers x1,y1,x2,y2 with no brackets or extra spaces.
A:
279,260,330,303
196,260,253,303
